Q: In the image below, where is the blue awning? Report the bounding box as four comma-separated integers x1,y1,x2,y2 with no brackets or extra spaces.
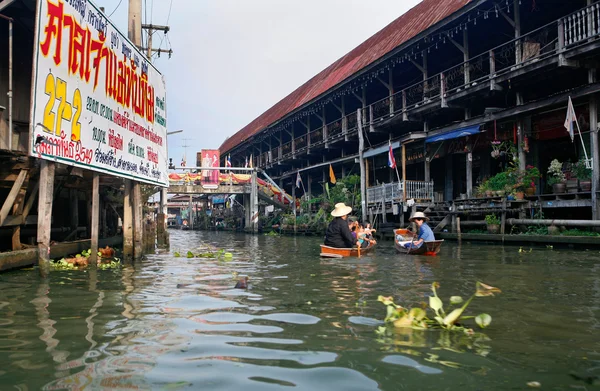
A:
364,141,399,158
425,125,481,144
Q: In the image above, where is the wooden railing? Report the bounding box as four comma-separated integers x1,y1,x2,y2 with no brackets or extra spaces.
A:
367,180,434,205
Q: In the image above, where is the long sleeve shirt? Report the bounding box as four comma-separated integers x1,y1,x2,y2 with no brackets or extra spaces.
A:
324,217,356,248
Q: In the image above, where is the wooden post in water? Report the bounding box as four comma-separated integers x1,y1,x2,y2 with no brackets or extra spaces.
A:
157,187,169,248
501,198,507,235
123,180,133,261
250,170,259,233
37,161,55,277
133,182,143,258
89,172,99,267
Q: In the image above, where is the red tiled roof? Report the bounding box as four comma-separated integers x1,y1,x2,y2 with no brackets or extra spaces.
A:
220,0,474,155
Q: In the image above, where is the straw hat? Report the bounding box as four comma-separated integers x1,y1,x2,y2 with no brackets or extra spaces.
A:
331,202,352,217
409,211,429,222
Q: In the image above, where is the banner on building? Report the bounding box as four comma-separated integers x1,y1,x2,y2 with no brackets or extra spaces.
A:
30,0,168,187
200,149,220,186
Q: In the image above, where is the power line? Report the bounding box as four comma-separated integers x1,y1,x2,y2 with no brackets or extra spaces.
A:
108,0,123,17
166,0,173,25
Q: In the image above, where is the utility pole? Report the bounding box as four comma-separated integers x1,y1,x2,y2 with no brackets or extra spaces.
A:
124,0,143,261
141,24,173,60
181,138,191,166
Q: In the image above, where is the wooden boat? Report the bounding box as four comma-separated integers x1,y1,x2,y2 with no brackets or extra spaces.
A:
394,235,444,256
320,242,376,258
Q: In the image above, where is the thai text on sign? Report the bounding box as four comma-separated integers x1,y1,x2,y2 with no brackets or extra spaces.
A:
30,0,168,186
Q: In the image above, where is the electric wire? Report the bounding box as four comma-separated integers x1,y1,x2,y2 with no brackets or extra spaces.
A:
108,0,123,17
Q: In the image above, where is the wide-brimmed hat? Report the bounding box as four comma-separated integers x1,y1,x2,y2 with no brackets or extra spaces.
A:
409,211,429,222
331,202,352,217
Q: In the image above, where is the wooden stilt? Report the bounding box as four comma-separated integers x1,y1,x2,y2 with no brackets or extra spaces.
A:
89,172,99,267
37,161,55,278
0,169,27,226
123,180,133,261
69,189,79,231
11,185,26,251
133,182,143,259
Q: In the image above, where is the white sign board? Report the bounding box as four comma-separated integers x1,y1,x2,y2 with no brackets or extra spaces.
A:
30,0,168,187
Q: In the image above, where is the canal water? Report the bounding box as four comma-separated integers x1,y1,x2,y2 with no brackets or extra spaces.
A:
0,230,599,390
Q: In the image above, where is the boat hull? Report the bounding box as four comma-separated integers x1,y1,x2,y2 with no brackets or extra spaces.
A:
320,243,376,258
394,231,443,256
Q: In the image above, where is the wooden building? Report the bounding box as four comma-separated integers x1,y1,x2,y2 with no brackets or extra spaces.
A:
0,0,169,272
219,0,600,228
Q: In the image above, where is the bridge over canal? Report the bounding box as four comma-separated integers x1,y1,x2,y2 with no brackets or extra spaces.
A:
167,167,294,231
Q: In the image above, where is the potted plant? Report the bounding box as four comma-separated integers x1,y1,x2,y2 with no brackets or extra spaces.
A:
485,214,501,234
547,159,566,194
572,158,592,192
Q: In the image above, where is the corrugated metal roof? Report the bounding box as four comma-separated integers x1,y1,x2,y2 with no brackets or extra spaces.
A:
220,0,474,155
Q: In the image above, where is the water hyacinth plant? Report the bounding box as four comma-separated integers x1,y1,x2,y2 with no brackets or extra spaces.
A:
377,281,501,333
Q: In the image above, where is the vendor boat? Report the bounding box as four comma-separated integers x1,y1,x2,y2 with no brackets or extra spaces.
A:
394,228,443,256
320,242,376,258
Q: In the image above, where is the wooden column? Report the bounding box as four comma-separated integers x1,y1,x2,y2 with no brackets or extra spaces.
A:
37,161,55,277
123,180,133,261
590,90,599,221
514,0,521,64
157,187,169,248
250,171,258,233
463,29,470,85
133,182,143,258
402,144,407,202
517,121,526,171
466,150,473,198
89,172,99,267
357,109,367,223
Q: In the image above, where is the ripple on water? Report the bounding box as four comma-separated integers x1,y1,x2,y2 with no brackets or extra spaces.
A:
147,359,379,391
382,355,443,374
195,312,320,325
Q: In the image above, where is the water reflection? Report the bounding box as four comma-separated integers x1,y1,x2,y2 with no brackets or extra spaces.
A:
0,231,598,389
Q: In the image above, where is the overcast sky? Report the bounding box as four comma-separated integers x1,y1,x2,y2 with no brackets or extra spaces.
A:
99,0,421,165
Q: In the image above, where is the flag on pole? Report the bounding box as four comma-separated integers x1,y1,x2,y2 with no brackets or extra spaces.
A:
388,140,397,169
226,154,232,168
181,156,186,167
244,156,248,168
329,164,336,184
564,96,577,142
296,171,302,188
249,154,253,168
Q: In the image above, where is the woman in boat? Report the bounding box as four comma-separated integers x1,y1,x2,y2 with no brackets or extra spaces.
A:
400,212,435,249
324,203,360,249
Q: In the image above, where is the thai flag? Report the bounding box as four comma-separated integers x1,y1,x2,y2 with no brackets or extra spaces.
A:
244,157,248,168
296,171,302,188
564,96,576,142
388,141,396,169
226,154,232,168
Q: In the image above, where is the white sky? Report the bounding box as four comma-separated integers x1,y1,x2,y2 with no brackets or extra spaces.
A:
99,0,421,164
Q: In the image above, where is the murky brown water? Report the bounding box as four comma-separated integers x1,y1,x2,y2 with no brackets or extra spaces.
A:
0,230,599,390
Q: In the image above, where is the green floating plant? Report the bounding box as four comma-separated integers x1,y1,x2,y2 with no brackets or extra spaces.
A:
378,281,501,333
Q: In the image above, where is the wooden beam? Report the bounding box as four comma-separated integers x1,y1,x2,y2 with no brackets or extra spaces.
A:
445,33,465,54
0,169,27,226
11,186,26,251
410,59,425,74
37,161,55,278
376,76,390,90
497,4,515,28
